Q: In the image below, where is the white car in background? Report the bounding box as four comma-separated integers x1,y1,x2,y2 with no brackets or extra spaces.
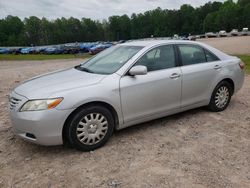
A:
219,30,227,37
230,29,239,36
241,28,248,36
205,32,217,38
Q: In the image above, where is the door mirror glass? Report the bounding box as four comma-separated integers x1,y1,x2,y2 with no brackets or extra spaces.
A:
129,65,147,76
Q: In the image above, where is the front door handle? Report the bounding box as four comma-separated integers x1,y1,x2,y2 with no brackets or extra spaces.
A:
214,65,222,70
170,73,181,79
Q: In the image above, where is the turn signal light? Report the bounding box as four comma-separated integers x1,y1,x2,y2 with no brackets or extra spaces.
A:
48,98,63,109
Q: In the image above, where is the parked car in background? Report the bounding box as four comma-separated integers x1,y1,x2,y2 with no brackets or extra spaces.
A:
34,47,47,54
89,43,112,55
89,45,105,55
230,29,239,36
118,40,126,44
205,32,217,38
79,43,90,53
188,35,196,41
173,34,179,39
79,43,98,53
63,44,81,54
0,48,10,54
179,36,188,40
219,30,227,37
241,28,248,36
9,48,22,55
44,46,64,54
9,40,245,151
20,47,35,54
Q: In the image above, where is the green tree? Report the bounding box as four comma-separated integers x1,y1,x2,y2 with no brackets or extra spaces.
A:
243,3,250,28
238,0,250,7
0,16,24,46
204,12,219,32
179,4,195,35
0,0,249,46
215,0,241,31
24,16,42,46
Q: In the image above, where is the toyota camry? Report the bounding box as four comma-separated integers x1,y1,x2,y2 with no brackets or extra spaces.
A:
9,40,245,151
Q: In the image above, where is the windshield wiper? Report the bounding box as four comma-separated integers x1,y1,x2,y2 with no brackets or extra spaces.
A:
81,67,93,73
76,66,94,73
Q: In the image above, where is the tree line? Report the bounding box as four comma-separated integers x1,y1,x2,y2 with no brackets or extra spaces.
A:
0,0,249,46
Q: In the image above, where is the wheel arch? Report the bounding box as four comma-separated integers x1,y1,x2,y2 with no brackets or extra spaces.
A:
208,77,235,106
62,101,119,145
219,78,235,95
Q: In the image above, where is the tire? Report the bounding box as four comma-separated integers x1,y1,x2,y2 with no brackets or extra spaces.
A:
67,105,115,151
208,81,232,112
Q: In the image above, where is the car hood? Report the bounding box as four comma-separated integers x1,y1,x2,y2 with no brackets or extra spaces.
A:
14,68,106,99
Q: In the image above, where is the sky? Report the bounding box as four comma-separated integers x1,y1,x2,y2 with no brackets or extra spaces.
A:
0,0,226,21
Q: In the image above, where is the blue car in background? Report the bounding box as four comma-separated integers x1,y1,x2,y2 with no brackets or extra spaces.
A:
34,47,47,54
21,47,35,54
79,43,98,53
44,46,64,54
1,42,113,56
89,43,113,55
0,48,10,54
9,48,22,55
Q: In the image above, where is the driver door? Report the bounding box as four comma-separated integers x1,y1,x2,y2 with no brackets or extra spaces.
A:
120,45,182,124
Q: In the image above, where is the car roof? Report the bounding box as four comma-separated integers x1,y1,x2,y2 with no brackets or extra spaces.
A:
120,39,233,60
121,39,203,47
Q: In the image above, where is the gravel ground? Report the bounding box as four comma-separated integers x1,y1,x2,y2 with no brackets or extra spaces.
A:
198,36,250,55
0,38,250,188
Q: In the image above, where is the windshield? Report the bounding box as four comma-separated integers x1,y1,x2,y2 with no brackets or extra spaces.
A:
77,45,143,74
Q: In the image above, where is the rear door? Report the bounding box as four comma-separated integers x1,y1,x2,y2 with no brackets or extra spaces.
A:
177,44,221,107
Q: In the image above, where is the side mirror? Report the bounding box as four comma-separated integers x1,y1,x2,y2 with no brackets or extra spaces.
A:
129,65,147,76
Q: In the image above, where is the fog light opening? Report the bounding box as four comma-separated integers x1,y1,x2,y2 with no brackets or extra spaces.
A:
26,133,36,139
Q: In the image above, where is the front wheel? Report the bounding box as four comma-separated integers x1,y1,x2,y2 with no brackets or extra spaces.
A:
67,105,115,151
208,81,232,112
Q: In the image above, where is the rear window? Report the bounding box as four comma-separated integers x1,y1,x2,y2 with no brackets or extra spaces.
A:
178,44,220,66
178,45,206,65
204,49,220,62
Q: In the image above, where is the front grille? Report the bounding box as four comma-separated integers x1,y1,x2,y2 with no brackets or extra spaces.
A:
9,97,22,110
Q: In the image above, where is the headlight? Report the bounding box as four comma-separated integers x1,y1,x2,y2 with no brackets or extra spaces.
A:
20,98,63,112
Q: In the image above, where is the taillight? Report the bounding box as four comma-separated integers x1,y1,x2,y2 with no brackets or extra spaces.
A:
239,61,245,70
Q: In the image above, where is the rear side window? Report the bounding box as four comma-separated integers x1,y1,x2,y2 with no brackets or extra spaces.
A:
204,49,219,62
178,45,206,66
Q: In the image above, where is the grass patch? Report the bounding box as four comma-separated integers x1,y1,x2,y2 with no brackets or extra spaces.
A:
0,53,92,61
236,55,250,74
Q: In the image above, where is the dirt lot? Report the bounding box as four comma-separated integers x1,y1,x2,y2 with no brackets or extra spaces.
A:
198,36,250,55
0,38,250,188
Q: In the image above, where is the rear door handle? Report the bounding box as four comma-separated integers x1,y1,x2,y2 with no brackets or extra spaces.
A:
214,65,222,70
170,73,181,79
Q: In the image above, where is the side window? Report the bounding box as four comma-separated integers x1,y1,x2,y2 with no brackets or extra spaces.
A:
204,49,219,62
135,45,176,72
146,48,160,59
178,45,206,66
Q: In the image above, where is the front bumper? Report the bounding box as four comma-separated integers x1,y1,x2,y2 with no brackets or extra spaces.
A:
9,92,74,146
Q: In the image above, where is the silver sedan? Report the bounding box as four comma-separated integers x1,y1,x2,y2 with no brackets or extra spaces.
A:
9,40,245,151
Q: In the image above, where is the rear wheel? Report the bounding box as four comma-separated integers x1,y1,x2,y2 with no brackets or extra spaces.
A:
208,81,232,112
67,105,114,151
